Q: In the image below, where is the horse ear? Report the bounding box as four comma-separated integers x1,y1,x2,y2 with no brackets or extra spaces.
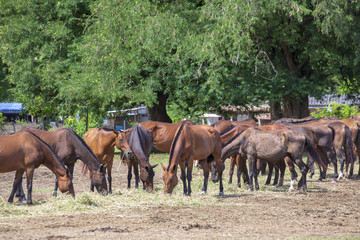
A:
151,164,159,169
160,163,167,171
100,164,107,172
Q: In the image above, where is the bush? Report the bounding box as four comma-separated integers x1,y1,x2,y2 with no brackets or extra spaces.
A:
311,102,360,119
64,113,103,137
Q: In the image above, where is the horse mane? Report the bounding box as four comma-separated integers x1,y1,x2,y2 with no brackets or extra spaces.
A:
222,129,247,149
100,127,117,133
25,131,66,168
220,125,235,136
66,128,99,162
168,121,189,171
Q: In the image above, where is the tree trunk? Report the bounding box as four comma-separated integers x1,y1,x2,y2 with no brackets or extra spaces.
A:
147,91,172,123
281,95,309,118
270,101,282,120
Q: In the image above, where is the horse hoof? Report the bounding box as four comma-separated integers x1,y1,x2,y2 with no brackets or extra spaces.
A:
52,192,57,197
218,192,224,196
200,191,206,195
331,180,337,183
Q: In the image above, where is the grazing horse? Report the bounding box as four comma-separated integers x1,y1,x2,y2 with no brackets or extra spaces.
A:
0,131,74,205
84,128,133,193
14,128,108,200
139,120,212,187
161,122,224,195
221,128,325,191
124,124,157,191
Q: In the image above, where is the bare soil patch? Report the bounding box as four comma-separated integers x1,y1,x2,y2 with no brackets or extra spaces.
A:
1,155,360,239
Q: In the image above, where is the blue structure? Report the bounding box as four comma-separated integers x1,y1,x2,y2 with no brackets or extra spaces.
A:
0,103,23,113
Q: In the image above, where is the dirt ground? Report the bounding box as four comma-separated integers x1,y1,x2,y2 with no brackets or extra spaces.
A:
1,155,360,240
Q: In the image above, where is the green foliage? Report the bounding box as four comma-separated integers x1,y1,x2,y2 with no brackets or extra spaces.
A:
311,102,360,119
64,112,102,137
1,0,360,120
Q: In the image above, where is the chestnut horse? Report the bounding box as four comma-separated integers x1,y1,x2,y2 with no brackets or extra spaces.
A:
84,128,133,193
124,124,157,191
139,120,195,152
0,131,74,204
211,119,257,134
161,122,224,195
14,128,108,200
221,127,325,191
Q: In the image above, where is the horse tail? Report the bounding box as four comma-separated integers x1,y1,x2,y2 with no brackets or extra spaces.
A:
344,125,356,167
305,137,327,170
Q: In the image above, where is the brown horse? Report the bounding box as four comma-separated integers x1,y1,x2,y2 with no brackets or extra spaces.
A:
309,120,356,179
272,116,315,125
161,122,224,195
216,124,251,187
84,128,133,194
0,131,74,204
211,119,257,134
139,120,195,152
275,122,338,181
14,128,108,200
221,127,325,191
124,124,157,191
338,118,360,177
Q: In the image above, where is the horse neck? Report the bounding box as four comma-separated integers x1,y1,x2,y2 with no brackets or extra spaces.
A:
71,134,100,171
39,141,67,178
167,128,186,173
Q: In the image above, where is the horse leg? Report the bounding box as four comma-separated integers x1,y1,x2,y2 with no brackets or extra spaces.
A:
186,160,194,196
198,159,209,194
25,167,35,205
15,177,26,202
8,169,25,203
235,155,241,188
239,155,249,184
327,148,339,182
107,161,113,194
179,161,187,196
278,160,286,187
265,162,273,185
294,159,309,191
228,156,236,184
133,159,140,189
127,160,133,189
273,163,280,186
248,155,257,191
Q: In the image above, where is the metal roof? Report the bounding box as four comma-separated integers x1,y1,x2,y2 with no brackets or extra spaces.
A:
0,103,24,113
308,95,360,108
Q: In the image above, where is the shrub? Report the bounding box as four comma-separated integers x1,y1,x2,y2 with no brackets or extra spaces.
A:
311,102,360,119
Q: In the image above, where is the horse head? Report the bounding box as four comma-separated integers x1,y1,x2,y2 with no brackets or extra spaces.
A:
115,130,134,158
161,163,178,194
140,164,158,191
57,168,75,197
91,164,108,195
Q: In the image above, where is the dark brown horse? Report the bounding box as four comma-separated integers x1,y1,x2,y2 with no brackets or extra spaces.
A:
310,120,356,179
275,122,338,181
14,128,108,200
161,122,224,195
272,116,315,125
1,131,74,204
222,127,325,191
124,124,157,191
84,128,133,193
338,118,360,177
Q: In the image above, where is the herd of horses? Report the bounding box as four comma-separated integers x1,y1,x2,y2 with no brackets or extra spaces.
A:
1,115,360,204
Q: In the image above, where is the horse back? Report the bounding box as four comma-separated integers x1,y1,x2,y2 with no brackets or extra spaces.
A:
0,132,49,172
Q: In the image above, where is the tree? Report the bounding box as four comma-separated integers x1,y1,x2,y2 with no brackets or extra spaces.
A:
193,0,360,119
0,0,93,117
